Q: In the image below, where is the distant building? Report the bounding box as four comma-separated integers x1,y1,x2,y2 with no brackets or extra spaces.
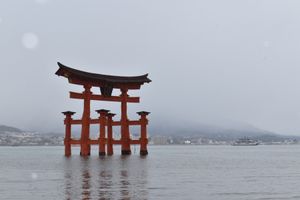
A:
184,140,191,144
151,136,169,145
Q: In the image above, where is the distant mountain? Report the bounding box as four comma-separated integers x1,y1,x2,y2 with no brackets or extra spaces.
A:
0,125,23,133
148,119,299,142
0,125,63,146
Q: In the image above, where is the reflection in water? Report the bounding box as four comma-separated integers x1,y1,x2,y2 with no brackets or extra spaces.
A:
82,170,91,200
65,171,72,200
64,157,75,200
99,170,113,199
64,155,148,200
120,170,130,199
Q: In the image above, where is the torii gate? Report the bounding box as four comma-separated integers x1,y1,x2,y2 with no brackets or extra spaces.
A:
55,62,151,156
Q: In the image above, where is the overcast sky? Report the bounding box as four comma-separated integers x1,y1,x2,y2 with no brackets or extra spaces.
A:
1,0,300,135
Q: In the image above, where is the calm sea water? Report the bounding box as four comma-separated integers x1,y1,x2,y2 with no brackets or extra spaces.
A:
1,145,300,200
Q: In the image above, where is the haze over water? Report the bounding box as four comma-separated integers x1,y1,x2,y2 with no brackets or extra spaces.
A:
1,145,300,200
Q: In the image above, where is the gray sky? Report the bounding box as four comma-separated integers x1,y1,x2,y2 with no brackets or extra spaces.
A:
1,0,300,135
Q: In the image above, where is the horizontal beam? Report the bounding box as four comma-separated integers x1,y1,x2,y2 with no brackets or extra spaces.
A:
112,120,141,126
68,119,142,126
67,139,142,145
130,139,142,145
88,140,101,145
70,92,140,103
69,119,84,125
111,139,141,145
112,140,122,145
69,139,81,145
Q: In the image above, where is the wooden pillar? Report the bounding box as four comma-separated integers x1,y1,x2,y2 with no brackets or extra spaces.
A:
137,111,150,155
80,85,92,156
106,113,116,156
62,111,75,157
120,88,131,155
96,109,109,156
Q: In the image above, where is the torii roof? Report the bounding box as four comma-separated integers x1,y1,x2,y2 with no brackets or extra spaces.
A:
55,62,151,89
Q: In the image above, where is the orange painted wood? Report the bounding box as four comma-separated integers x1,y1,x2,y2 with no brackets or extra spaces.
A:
138,112,149,155
70,92,140,103
112,140,122,145
68,140,144,145
88,140,101,145
120,89,131,155
69,139,81,145
68,119,141,126
106,114,115,155
64,116,71,156
98,110,108,155
130,139,142,145
80,85,92,156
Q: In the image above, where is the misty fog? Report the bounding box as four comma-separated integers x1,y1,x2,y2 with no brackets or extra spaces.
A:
1,0,300,135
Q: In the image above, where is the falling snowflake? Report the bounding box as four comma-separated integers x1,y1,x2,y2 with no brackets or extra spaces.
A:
22,32,39,50
31,172,38,180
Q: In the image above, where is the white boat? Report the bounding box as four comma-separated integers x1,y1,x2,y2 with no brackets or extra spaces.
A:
232,138,259,146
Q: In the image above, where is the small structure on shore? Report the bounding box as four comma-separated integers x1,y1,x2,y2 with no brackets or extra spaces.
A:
55,62,151,156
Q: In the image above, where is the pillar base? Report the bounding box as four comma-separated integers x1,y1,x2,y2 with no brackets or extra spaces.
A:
65,149,71,157
80,152,91,156
65,153,71,157
121,150,131,155
99,152,106,156
140,150,148,156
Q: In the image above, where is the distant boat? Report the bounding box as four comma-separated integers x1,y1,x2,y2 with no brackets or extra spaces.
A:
232,138,259,146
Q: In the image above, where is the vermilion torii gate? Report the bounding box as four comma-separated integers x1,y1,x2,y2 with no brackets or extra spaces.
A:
55,62,151,156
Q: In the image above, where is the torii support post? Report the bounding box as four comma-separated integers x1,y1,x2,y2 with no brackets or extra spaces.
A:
80,85,92,156
120,88,131,155
62,111,76,157
96,109,109,156
106,113,116,156
137,111,150,156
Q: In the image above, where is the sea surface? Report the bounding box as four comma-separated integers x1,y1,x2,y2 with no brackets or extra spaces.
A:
1,145,300,200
